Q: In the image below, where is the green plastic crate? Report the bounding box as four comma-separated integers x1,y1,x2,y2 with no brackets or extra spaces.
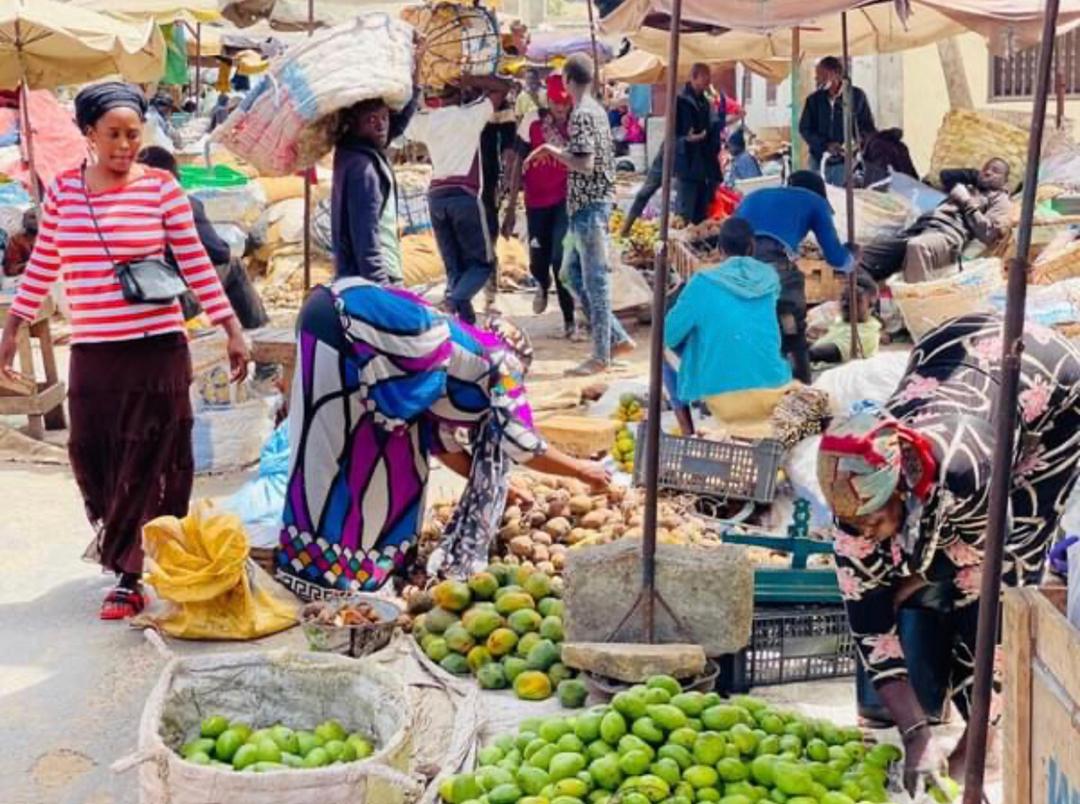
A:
178,164,249,191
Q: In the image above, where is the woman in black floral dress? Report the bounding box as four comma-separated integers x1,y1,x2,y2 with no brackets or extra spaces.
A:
817,312,1080,790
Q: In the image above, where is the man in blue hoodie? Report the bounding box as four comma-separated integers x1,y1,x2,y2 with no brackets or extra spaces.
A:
664,217,792,431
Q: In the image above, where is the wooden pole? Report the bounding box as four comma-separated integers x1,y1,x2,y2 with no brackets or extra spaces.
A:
13,19,39,203
639,0,684,641
936,38,974,110
841,13,861,360
194,23,203,107
302,0,315,291
962,2,1060,800
585,0,602,97
790,26,801,171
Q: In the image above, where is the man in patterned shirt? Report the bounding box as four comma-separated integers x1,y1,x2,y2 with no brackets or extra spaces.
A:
525,53,635,375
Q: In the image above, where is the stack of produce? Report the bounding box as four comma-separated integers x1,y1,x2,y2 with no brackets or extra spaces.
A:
609,210,659,267
611,425,636,474
438,678,940,804
176,715,375,772
612,393,646,424
412,564,587,706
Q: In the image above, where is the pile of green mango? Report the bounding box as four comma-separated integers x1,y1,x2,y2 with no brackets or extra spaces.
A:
438,677,924,804
413,563,587,708
177,715,375,772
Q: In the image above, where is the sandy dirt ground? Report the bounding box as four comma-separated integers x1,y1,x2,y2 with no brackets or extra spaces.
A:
0,292,995,803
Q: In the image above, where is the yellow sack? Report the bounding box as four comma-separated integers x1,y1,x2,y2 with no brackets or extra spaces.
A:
702,383,801,440
141,501,298,640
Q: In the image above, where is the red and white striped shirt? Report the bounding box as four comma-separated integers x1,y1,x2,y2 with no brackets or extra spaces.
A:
10,167,232,343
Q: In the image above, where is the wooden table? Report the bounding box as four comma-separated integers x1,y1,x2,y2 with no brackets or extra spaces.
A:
0,297,66,439
250,326,296,395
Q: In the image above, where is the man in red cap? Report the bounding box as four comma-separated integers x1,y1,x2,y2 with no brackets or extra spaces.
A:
502,74,578,337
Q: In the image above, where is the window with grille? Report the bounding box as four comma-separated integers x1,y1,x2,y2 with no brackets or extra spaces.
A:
990,29,1080,100
742,69,753,103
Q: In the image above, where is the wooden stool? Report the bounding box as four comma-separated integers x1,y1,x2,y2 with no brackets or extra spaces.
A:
250,326,296,396
0,298,66,440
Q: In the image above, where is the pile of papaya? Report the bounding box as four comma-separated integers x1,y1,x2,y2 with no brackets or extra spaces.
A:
439,677,960,804
412,563,586,707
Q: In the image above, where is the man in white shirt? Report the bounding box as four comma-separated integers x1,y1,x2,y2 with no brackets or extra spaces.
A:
406,81,509,324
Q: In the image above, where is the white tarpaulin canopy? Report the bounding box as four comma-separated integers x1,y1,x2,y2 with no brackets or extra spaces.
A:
602,0,1080,54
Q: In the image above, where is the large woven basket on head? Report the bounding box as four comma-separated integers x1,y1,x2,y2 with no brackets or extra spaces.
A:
887,258,1004,341
928,110,1027,193
401,2,500,92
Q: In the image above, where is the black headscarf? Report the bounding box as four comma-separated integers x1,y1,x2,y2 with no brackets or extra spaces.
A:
74,82,147,132
788,169,828,200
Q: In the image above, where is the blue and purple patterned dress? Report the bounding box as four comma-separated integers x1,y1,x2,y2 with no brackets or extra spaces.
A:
276,279,544,593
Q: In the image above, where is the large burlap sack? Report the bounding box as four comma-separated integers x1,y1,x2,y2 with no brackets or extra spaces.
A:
928,110,1027,192
401,233,446,287
214,14,414,176
116,639,423,804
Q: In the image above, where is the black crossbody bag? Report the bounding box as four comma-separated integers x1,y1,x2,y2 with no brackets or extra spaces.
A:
82,167,188,304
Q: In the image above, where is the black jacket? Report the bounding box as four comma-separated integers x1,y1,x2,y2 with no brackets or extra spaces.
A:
799,86,876,163
674,83,721,183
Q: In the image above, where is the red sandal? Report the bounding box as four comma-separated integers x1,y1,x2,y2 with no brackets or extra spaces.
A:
100,587,146,621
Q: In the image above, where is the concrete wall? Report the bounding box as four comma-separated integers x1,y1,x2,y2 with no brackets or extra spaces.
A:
901,33,1080,174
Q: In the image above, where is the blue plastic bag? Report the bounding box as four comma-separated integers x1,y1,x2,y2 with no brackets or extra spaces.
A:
222,421,290,547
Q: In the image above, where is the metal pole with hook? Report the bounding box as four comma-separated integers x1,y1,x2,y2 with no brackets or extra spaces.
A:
962,1,1061,800
632,0,685,643
841,12,862,361
302,0,315,291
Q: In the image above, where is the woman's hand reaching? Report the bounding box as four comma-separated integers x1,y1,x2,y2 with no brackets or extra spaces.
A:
577,459,612,493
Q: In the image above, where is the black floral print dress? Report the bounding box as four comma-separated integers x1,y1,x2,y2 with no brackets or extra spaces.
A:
833,313,1080,719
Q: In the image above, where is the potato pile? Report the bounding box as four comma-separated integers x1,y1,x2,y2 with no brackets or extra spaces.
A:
423,478,720,578
479,478,721,572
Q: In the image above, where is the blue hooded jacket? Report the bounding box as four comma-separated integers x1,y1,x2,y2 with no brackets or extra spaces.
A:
664,256,792,401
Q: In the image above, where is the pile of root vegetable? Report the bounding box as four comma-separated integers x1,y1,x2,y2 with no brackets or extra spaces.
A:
421,476,721,576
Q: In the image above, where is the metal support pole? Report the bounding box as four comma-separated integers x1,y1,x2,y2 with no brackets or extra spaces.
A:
585,0,602,97
19,80,39,202
841,13,862,360
962,2,1060,800
302,0,315,291
195,23,202,106
790,27,801,172
637,0,684,642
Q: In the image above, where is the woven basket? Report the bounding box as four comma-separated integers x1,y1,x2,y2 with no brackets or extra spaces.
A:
887,258,1004,341
928,110,1027,193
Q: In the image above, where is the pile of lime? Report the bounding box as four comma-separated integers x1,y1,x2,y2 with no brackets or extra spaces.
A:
177,715,375,772
413,563,587,707
439,676,920,804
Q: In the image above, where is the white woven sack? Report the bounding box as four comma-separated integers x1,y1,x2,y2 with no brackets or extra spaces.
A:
213,13,414,176
116,641,423,804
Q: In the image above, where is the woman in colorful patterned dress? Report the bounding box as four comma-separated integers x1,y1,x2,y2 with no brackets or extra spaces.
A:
275,279,609,597
817,312,1080,791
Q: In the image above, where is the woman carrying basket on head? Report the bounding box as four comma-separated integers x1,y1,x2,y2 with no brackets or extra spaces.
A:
0,83,248,620
816,312,1080,792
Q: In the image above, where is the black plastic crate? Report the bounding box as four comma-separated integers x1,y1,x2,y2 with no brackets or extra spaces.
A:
726,605,857,691
633,432,785,503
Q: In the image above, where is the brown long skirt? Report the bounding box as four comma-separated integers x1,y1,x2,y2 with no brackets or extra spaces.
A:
69,333,193,575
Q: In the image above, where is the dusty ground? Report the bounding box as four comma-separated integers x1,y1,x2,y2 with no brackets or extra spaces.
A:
0,292,994,803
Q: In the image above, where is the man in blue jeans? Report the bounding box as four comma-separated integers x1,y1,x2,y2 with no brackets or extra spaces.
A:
525,53,635,376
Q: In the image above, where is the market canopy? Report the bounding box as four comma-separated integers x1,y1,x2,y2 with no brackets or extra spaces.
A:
601,0,1080,53
220,0,409,30
71,0,225,26
603,48,790,84
0,0,166,89
623,5,965,64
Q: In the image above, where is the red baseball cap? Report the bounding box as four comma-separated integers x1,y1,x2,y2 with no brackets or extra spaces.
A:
546,74,571,106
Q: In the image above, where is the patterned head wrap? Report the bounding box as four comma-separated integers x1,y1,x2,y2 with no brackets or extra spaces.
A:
817,409,938,519
75,82,147,131
482,313,534,375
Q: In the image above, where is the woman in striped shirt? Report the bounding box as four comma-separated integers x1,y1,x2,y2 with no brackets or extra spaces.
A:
0,83,248,620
